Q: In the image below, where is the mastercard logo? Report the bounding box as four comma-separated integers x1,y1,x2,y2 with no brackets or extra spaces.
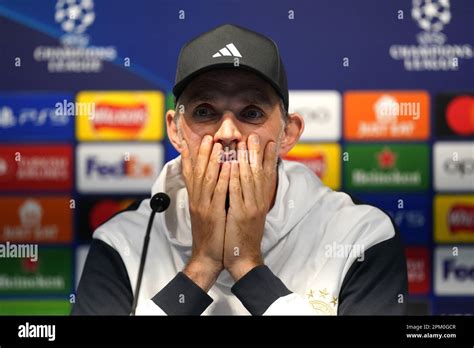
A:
446,96,474,136
89,199,134,231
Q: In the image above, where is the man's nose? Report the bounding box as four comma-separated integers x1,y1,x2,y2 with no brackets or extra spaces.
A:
213,113,242,146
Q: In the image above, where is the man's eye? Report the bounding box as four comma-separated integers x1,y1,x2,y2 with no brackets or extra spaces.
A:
241,109,263,119
194,106,215,118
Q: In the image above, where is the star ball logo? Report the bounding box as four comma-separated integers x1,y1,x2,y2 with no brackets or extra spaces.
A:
33,0,117,72
389,0,473,71
55,0,95,36
412,0,451,33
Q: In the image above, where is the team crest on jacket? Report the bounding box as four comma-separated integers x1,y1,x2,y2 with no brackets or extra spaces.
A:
306,288,338,315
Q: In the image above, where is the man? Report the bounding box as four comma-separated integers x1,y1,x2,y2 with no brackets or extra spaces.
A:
72,24,407,315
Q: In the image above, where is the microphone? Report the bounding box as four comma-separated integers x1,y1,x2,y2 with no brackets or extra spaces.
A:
130,192,171,315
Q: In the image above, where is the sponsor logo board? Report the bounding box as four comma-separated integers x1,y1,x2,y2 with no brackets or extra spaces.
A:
77,143,163,193
0,247,72,295
405,247,430,295
434,195,474,242
0,145,73,191
435,94,474,138
356,194,430,244
0,93,74,140
434,246,474,295
344,144,429,191
284,143,341,190
344,91,429,140
76,91,164,141
434,142,474,191
0,197,72,243
289,91,341,141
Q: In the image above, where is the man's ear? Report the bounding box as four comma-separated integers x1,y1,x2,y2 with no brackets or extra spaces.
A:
278,112,304,157
166,109,183,153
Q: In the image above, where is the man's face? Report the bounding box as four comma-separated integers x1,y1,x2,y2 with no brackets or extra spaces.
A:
171,68,286,166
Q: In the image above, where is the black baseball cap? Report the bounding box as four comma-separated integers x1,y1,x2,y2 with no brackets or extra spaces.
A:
173,24,289,111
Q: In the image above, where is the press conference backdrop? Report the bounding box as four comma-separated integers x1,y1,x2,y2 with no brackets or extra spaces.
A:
0,0,473,315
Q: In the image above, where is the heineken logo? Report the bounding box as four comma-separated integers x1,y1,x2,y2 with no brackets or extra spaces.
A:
344,144,429,191
0,248,71,295
377,147,397,169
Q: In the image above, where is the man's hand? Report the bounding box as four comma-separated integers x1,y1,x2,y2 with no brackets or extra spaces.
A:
224,134,278,281
181,135,230,291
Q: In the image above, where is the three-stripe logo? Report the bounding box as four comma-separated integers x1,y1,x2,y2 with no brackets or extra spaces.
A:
212,43,242,58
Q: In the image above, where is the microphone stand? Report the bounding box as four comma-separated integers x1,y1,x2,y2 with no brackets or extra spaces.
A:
130,192,170,315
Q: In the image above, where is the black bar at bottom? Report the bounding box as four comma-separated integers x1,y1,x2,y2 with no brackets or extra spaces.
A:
0,316,473,346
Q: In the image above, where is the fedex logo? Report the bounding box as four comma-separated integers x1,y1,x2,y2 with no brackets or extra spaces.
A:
86,156,152,178
77,144,163,193
435,247,474,295
443,259,474,281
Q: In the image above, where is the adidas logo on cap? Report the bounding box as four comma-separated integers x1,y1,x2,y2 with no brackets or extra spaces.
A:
212,43,242,58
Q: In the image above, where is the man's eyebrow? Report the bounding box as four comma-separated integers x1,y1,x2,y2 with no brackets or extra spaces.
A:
182,91,217,105
182,88,274,107
238,89,274,107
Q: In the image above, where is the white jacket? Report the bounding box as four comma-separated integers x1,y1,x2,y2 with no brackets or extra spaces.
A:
73,156,407,315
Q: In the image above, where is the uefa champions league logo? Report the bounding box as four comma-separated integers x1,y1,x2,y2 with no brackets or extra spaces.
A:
388,0,472,71
412,0,451,45
33,0,116,72
55,0,95,46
